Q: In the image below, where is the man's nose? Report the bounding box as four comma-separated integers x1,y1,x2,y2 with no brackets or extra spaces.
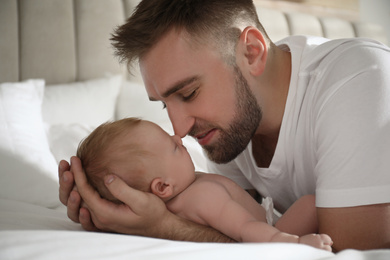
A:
166,104,194,138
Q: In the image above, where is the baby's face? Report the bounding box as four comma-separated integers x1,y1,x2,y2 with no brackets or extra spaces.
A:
138,121,196,191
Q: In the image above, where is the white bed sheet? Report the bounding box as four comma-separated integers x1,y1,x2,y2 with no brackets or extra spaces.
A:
1,198,390,260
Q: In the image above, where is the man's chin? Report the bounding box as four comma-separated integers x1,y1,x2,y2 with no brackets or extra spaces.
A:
202,145,239,164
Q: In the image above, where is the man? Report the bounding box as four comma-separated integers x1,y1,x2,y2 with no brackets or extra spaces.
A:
59,0,390,251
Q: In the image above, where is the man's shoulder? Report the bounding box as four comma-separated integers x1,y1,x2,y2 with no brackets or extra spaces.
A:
278,35,386,52
300,37,389,75
278,36,389,71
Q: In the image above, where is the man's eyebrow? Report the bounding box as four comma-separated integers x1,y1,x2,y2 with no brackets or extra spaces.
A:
149,76,200,101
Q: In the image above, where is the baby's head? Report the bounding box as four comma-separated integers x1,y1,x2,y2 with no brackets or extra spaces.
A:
77,118,154,203
77,118,196,204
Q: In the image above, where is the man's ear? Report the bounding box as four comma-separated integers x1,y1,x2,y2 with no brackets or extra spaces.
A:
236,26,268,76
151,178,173,199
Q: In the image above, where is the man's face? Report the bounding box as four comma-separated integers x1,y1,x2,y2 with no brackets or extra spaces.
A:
140,29,262,163
198,65,262,163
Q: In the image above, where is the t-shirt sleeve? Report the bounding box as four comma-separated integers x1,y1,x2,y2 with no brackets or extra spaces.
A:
313,41,390,207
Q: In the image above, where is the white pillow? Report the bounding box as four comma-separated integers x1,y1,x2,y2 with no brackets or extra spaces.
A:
0,79,60,207
42,74,122,127
0,148,60,208
115,80,171,128
47,123,95,164
0,79,58,178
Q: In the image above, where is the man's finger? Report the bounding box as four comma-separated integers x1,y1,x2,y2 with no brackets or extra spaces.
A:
71,156,104,209
58,160,70,179
104,174,152,215
59,170,74,205
79,207,99,232
58,160,72,205
67,190,81,223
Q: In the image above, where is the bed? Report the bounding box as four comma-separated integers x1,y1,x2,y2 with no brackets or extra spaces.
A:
1,0,389,259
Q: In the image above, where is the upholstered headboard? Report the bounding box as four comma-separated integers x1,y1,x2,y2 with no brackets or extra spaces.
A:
0,0,387,85
0,0,137,85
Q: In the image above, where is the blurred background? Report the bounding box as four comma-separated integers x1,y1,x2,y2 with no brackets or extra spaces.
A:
255,0,390,43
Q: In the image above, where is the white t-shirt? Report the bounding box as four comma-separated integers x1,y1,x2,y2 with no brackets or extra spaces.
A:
207,36,390,213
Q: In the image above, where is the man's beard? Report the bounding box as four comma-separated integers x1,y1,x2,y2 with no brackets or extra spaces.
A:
192,66,262,164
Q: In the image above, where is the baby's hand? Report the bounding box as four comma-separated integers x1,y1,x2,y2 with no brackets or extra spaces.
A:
299,234,333,251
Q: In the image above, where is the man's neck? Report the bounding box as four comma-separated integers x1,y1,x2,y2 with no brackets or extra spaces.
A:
251,130,280,168
252,45,291,168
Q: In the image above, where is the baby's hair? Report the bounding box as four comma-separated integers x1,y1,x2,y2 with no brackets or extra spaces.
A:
77,117,152,203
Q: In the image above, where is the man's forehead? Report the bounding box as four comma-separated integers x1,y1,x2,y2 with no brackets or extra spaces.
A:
139,36,204,100
138,31,186,83
138,28,213,73
139,29,188,63
139,29,226,101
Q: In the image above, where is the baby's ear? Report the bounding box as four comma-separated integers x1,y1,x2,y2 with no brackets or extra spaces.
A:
151,178,173,199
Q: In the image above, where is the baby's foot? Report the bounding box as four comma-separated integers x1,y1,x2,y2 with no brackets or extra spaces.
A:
299,234,333,251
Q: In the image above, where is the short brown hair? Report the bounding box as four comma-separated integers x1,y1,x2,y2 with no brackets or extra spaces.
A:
111,0,268,71
77,118,152,203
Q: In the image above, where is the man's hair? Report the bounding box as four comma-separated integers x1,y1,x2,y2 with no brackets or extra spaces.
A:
77,118,152,203
111,0,269,72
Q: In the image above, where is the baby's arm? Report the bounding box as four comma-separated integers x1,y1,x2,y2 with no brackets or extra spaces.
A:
182,182,332,251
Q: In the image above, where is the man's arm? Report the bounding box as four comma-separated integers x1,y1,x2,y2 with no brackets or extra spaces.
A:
317,204,390,252
62,156,234,242
275,195,318,236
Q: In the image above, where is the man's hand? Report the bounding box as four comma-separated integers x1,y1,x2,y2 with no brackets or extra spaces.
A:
58,159,98,231
318,204,390,251
59,157,234,242
59,156,172,235
69,156,172,236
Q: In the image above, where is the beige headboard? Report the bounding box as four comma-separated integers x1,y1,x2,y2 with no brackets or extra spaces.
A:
0,0,138,85
0,0,387,85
